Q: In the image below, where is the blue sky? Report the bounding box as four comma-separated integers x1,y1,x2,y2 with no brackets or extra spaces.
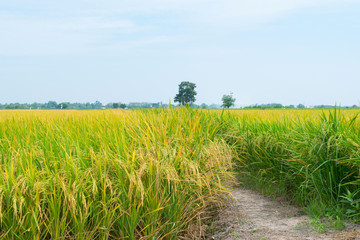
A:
1,0,359,106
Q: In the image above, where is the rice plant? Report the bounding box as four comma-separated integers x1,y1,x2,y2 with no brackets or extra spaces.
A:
224,108,360,221
1,107,359,239
0,108,233,239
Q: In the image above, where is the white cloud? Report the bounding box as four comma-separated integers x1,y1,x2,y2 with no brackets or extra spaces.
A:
0,14,152,56
74,0,357,18
0,0,357,56
56,17,137,31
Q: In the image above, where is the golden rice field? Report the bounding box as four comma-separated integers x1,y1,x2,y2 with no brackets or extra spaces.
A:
0,108,234,239
0,108,359,239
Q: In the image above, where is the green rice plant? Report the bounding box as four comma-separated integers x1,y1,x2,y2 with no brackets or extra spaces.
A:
340,189,360,221
224,108,360,221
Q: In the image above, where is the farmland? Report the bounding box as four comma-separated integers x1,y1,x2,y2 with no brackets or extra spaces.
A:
0,108,359,239
224,109,360,222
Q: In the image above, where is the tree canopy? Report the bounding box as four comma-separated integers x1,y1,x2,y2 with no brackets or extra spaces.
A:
222,93,236,109
174,81,197,106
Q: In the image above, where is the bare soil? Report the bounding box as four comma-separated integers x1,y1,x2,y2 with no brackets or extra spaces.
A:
208,187,360,240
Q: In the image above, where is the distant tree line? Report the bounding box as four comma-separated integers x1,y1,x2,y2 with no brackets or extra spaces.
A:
243,103,359,109
0,101,105,110
1,101,359,110
3,82,358,110
1,80,359,110
0,101,168,110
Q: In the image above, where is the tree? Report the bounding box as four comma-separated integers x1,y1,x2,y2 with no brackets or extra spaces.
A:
174,81,197,106
222,93,236,109
297,104,305,109
91,101,103,109
58,102,69,109
47,101,58,109
200,103,208,109
113,103,119,109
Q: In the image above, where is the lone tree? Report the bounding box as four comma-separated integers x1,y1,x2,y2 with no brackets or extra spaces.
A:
174,81,197,106
58,102,70,109
222,93,236,109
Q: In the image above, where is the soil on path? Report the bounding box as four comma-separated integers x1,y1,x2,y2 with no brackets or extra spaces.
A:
208,188,360,240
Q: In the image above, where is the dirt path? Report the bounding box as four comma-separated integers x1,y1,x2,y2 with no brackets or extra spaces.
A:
208,188,360,240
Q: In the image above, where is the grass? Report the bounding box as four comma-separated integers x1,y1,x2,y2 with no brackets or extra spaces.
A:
303,215,346,233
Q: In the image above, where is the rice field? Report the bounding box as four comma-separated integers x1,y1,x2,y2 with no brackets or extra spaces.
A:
0,108,359,239
0,109,233,239
223,108,360,221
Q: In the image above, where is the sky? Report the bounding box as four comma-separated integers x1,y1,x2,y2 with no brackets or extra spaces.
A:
1,0,360,106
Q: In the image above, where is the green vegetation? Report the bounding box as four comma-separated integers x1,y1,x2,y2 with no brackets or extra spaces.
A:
222,108,360,222
0,108,359,239
111,103,126,109
1,100,359,110
300,214,346,233
174,81,197,106
221,93,236,109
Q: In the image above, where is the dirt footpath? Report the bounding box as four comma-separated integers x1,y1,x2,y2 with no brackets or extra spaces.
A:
209,188,360,240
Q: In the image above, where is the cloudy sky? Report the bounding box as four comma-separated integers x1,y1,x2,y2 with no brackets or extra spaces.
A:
1,0,359,106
